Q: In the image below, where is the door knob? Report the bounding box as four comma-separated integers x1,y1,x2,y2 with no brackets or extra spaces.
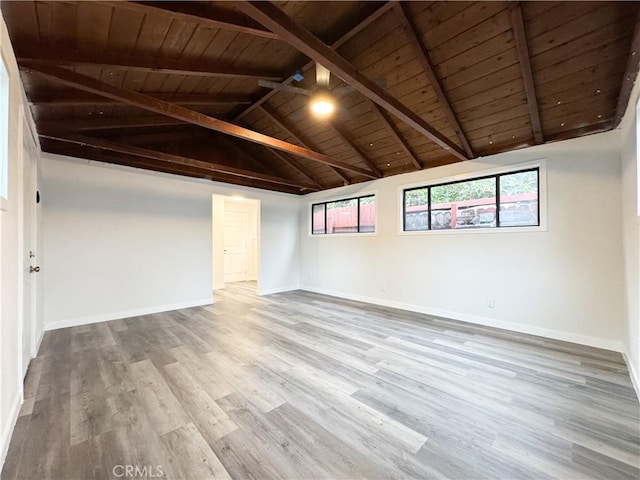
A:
29,266,40,273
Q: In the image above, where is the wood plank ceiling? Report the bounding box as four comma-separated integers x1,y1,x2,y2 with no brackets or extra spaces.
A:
2,1,639,194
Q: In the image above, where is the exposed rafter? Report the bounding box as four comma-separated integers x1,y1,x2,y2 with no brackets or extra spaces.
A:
214,134,284,178
112,129,211,146
39,130,318,191
233,2,394,122
18,49,285,80
28,91,254,107
368,101,422,171
21,62,377,179
259,105,351,185
264,148,324,189
38,116,185,132
103,1,279,40
509,2,544,144
394,3,473,158
236,1,467,161
42,140,302,195
326,123,383,177
614,8,640,127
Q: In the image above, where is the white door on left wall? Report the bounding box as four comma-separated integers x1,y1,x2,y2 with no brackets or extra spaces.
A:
21,121,38,377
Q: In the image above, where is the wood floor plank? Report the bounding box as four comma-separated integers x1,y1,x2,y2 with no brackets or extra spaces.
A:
3,282,638,480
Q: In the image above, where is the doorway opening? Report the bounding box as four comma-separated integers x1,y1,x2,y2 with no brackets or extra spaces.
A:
212,195,260,296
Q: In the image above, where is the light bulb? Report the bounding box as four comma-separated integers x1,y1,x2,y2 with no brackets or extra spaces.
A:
309,89,335,118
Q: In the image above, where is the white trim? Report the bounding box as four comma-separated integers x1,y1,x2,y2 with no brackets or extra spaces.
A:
622,348,640,401
0,392,22,470
257,285,300,296
299,285,624,353
34,328,44,357
44,298,213,331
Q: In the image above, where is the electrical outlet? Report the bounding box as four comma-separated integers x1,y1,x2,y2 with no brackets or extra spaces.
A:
487,297,495,308
381,283,387,293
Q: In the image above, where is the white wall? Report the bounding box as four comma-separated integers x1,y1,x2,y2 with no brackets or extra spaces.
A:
41,153,300,330
620,78,640,394
300,131,625,352
0,13,41,468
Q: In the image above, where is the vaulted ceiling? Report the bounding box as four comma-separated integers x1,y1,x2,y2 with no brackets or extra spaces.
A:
2,1,639,194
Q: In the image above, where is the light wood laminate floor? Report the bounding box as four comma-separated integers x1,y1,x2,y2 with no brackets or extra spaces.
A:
2,282,639,479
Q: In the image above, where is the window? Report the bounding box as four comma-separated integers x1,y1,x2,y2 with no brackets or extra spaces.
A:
312,194,376,234
0,55,9,203
403,168,539,231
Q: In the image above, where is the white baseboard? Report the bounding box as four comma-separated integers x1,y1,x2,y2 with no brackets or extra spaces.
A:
44,298,214,331
622,348,640,401
258,285,300,296
35,329,44,356
213,283,226,291
0,392,22,471
299,285,623,353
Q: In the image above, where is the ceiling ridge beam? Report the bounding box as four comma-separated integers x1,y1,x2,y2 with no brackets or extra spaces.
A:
510,2,544,144
233,2,394,122
21,62,377,179
102,1,279,40
235,1,468,161
259,105,351,185
368,101,422,171
28,91,254,107
394,3,474,158
39,130,318,191
326,123,383,177
18,49,285,80
614,7,640,127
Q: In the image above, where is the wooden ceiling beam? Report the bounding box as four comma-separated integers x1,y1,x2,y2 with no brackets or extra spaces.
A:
509,2,544,144
111,129,211,146
368,101,423,171
21,62,376,179
259,105,351,185
18,49,284,80
266,148,324,190
38,116,185,132
28,91,254,107
326,123,383,177
213,134,283,178
394,3,473,158
614,8,640,127
235,118,324,188
233,2,394,122
236,1,468,162
39,130,319,191
103,1,278,40
41,140,301,195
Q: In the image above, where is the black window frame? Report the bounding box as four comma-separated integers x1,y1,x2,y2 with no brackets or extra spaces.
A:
402,167,540,232
311,194,376,235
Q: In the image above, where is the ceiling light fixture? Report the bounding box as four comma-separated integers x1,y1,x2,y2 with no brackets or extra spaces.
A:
309,88,335,118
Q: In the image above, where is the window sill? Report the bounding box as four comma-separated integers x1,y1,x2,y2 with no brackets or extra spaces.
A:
398,225,547,236
309,232,378,238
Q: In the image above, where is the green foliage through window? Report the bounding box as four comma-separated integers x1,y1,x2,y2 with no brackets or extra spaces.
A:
403,168,539,231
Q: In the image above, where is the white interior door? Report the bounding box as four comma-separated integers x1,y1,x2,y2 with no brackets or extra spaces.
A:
21,123,38,377
223,211,249,283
